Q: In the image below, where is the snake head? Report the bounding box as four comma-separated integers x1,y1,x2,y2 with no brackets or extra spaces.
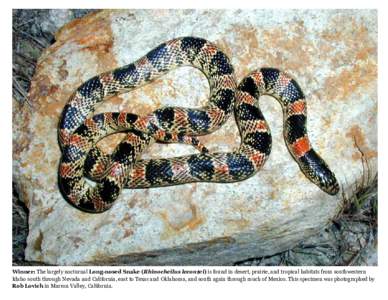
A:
313,165,340,195
298,149,340,195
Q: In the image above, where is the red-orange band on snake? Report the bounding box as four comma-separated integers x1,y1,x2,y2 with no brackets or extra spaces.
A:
288,100,306,115
292,136,311,158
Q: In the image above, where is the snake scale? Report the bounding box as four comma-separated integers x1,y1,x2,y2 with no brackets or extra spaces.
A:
58,37,339,213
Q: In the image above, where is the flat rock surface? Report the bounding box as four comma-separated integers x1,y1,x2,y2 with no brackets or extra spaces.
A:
13,9,377,265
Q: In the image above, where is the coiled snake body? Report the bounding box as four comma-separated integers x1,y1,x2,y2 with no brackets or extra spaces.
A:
58,37,339,213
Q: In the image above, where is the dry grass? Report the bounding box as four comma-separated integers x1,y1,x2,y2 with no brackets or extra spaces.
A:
12,183,29,264
236,142,377,266
12,9,95,265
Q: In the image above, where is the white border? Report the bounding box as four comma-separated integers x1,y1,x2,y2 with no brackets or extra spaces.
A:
3,0,386,299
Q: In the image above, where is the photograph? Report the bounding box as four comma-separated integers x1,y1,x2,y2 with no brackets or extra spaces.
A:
12,8,377,267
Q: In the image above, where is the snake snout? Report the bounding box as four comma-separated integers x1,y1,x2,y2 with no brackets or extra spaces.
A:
297,149,339,196
315,165,340,195
322,175,340,195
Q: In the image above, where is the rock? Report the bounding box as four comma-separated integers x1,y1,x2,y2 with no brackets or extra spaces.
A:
40,10,75,34
13,9,377,265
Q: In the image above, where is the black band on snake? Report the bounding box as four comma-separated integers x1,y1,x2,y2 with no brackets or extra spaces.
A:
58,37,339,213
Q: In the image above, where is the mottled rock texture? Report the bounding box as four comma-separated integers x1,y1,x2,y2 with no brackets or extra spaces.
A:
13,9,377,265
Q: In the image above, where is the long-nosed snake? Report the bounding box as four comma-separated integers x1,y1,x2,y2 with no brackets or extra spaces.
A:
58,37,339,213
